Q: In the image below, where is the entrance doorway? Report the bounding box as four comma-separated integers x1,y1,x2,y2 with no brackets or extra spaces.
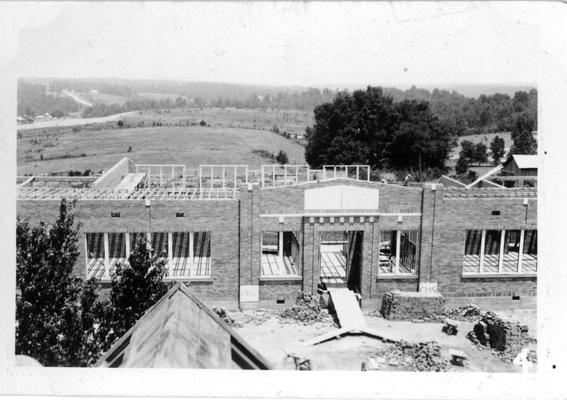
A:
319,231,363,292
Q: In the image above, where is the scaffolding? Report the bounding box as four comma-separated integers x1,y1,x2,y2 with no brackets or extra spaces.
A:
198,165,248,190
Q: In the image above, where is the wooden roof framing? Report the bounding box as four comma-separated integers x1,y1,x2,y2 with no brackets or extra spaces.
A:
17,187,240,201
443,187,537,199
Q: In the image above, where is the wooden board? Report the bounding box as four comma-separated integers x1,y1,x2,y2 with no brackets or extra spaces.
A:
328,288,366,330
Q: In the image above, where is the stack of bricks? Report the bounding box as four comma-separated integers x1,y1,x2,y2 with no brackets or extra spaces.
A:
381,290,446,320
472,311,529,352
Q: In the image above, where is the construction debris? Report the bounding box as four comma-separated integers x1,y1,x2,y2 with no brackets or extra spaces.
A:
467,311,535,363
370,340,449,372
213,307,274,328
286,353,312,370
449,349,467,366
444,305,483,322
213,307,237,327
279,292,336,326
442,318,460,335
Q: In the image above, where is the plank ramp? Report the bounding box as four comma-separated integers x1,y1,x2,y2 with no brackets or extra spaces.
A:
304,289,404,346
329,288,366,330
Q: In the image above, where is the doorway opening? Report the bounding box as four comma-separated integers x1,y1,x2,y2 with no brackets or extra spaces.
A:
319,230,363,292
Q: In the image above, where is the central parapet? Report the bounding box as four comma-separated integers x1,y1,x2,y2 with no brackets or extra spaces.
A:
260,164,372,188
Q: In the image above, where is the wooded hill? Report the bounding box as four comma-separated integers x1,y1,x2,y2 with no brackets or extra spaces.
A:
18,78,536,136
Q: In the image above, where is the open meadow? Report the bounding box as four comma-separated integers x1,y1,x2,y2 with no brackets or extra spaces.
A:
121,107,314,137
17,124,307,176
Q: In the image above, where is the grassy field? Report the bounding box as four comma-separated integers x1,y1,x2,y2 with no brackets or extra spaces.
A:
78,91,130,105
17,125,307,176
138,92,184,101
123,108,314,137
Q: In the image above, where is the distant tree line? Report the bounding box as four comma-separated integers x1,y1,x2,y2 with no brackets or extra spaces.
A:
19,79,537,138
47,79,136,97
77,87,539,138
384,86,537,136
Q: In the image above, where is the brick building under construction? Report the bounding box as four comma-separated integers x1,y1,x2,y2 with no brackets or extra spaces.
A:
16,158,538,308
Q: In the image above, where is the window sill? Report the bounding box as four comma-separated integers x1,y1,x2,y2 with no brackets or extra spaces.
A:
260,275,302,282
376,274,419,281
164,276,213,282
462,273,537,279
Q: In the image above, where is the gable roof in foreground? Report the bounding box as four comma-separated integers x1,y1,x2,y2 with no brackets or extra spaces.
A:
95,283,271,369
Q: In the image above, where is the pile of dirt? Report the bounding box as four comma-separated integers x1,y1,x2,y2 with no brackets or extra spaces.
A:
279,292,335,326
372,340,448,372
467,311,535,363
444,305,483,322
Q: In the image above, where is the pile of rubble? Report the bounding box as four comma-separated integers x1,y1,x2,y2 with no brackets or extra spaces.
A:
279,292,335,326
213,307,237,327
444,305,483,322
213,307,275,328
371,340,448,372
236,309,276,327
467,311,535,363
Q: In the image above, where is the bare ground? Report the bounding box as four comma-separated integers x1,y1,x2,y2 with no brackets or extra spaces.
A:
233,309,537,372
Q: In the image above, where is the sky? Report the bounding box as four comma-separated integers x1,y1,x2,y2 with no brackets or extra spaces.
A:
0,1,544,87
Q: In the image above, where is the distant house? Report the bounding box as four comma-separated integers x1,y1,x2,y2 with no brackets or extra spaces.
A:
95,282,271,369
502,154,538,176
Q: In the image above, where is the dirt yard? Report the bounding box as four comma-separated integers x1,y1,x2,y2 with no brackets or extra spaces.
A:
232,308,536,372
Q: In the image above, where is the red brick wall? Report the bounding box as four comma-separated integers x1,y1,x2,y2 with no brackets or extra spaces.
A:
17,198,240,300
258,281,302,306
432,192,537,296
16,181,538,306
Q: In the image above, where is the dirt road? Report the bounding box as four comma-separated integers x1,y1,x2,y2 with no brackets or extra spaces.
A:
17,111,138,131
